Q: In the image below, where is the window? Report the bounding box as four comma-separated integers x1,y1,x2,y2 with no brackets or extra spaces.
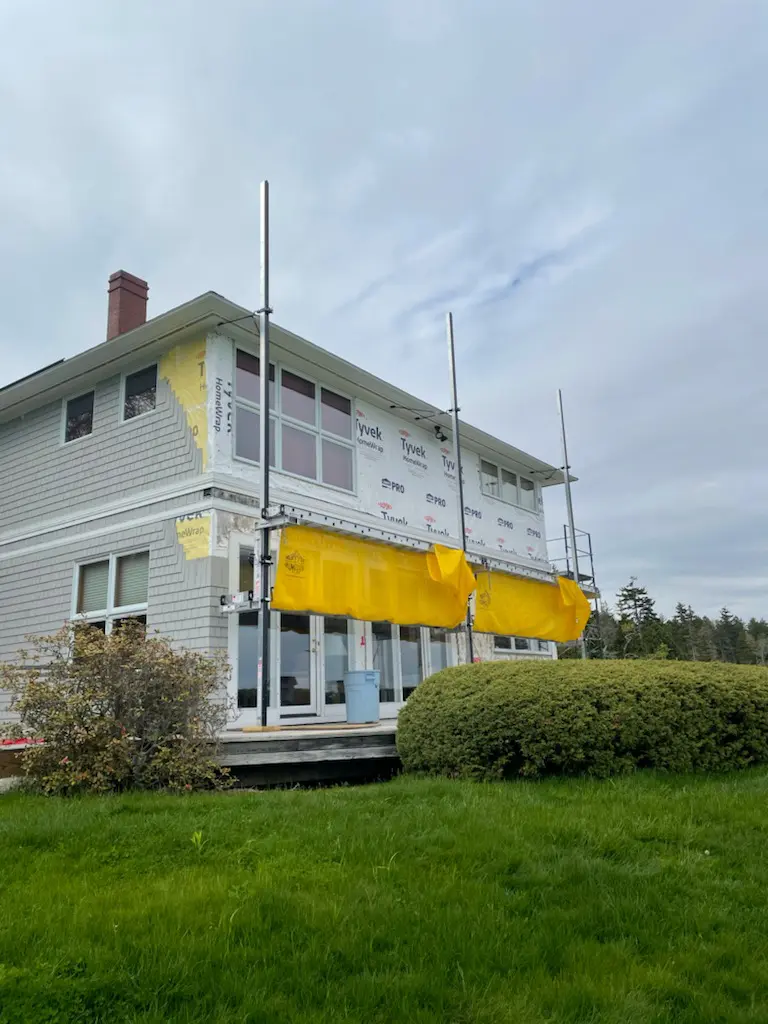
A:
64,392,94,442
480,459,538,510
236,350,275,408
111,615,147,635
372,621,397,702
520,476,536,510
322,438,353,490
115,552,150,608
239,546,254,593
321,388,352,439
536,640,550,653
281,370,315,424
501,469,517,504
494,635,512,651
400,625,424,699
74,551,149,633
234,349,355,491
514,638,530,651
480,460,499,497
429,628,451,673
235,405,276,466
78,560,109,614
123,365,157,420
324,617,349,705
237,610,260,709
372,622,452,701
282,422,316,478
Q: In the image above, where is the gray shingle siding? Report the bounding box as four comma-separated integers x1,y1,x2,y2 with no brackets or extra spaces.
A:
0,516,228,724
0,375,201,531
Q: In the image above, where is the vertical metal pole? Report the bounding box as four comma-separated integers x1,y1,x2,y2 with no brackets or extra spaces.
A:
563,524,571,580
446,312,474,664
258,181,273,725
557,389,586,659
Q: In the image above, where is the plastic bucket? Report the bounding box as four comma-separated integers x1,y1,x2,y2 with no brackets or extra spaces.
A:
344,670,381,724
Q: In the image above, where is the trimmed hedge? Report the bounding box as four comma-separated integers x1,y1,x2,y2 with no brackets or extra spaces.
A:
396,659,768,779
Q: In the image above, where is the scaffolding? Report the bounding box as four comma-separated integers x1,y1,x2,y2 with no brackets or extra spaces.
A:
547,525,604,657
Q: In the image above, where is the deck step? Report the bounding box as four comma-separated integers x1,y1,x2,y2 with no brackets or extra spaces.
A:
219,742,398,767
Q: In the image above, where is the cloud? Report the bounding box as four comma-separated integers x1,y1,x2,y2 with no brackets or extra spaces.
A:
0,0,767,619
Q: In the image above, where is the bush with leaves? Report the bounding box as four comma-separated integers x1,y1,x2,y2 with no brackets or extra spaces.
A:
397,658,768,780
0,620,232,794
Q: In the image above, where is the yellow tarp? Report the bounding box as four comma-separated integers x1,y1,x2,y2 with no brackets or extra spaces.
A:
474,571,591,642
272,525,476,629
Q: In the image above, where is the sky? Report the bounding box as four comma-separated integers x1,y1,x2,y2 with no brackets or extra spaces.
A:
1,0,766,619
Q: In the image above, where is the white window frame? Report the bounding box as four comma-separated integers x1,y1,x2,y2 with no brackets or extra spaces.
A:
232,346,357,495
71,550,150,634
120,363,159,424
60,390,96,446
479,458,539,511
367,622,457,710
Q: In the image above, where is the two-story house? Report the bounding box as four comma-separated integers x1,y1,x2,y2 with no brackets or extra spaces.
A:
0,272,573,728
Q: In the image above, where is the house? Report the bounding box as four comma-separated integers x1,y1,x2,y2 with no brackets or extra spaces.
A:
0,272,577,729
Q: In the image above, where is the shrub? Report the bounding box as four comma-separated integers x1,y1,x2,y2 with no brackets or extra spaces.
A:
0,621,232,794
397,659,768,779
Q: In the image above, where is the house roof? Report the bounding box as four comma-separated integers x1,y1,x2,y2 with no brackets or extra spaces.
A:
0,290,566,486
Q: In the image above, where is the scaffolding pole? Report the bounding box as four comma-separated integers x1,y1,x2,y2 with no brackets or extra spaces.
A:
446,312,474,664
557,388,587,659
257,181,273,725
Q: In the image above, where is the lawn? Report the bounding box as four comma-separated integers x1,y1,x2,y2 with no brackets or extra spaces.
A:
2,773,768,1023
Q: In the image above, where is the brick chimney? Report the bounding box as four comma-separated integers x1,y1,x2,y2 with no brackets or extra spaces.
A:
107,271,148,340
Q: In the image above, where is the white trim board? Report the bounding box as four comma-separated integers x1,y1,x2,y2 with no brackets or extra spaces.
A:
0,476,213,550
0,501,215,565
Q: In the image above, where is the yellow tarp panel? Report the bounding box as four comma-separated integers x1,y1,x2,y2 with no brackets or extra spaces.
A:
474,571,591,642
272,525,476,629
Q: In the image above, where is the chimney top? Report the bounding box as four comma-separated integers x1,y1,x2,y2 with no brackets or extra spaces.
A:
107,270,148,340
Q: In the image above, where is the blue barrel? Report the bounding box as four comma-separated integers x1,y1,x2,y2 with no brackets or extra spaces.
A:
344,670,381,724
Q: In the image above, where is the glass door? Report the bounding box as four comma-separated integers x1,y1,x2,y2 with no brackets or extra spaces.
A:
372,621,397,704
400,625,424,699
279,613,315,714
237,610,261,714
365,622,455,711
323,616,351,707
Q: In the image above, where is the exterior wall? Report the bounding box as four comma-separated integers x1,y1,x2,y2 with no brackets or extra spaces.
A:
0,503,228,724
0,373,203,533
206,332,551,573
458,632,556,662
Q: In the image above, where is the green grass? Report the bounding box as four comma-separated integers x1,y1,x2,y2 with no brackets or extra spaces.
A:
2,774,768,1023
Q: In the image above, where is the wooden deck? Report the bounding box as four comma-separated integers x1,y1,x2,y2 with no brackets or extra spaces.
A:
0,724,401,789
220,721,400,786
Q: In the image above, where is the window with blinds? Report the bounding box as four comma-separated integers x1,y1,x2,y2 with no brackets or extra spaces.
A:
77,561,109,613
115,552,150,608
75,551,150,631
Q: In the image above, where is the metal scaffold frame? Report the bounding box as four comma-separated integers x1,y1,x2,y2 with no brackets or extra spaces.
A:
219,500,559,615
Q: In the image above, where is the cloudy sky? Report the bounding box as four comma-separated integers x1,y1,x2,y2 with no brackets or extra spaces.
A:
1,0,766,618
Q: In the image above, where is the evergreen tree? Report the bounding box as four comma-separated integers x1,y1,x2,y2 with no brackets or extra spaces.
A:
615,578,663,658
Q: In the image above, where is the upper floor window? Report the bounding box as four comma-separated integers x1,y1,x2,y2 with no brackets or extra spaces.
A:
123,365,157,420
75,550,149,634
481,458,536,510
64,391,94,443
494,635,551,654
234,349,355,492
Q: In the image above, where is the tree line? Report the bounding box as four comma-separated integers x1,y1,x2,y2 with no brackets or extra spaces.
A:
565,578,768,664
